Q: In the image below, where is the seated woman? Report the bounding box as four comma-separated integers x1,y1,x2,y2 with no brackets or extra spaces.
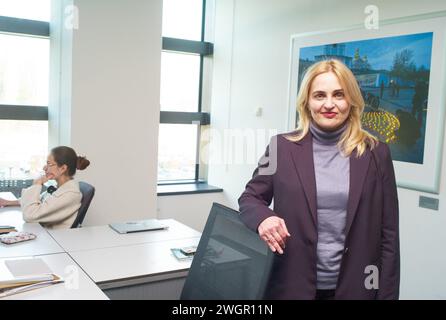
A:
0,146,90,229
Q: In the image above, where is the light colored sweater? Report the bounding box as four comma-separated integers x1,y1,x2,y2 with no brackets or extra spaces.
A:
309,122,350,290
20,180,82,229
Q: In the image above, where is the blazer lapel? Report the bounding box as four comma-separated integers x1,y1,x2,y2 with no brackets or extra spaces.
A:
289,133,317,228
345,148,371,238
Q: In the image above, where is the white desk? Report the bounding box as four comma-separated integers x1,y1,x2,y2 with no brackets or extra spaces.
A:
0,194,64,259
1,191,203,299
0,253,109,300
48,219,201,252
48,216,202,299
70,237,200,299
71,237,200,284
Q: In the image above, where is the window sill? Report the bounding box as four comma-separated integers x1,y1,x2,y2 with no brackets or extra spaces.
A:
157,182,223,196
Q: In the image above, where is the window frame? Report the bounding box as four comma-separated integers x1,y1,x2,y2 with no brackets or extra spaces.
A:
0,15,50,120
0,15,49,183
158,0,213,184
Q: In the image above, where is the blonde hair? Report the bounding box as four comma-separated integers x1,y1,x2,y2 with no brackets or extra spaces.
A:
286,59,378,157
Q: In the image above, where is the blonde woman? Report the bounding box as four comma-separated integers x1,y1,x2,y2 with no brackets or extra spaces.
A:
239,60,399,300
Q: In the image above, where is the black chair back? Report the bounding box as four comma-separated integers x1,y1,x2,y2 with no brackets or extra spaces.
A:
180,202,273,300
71,182,95,228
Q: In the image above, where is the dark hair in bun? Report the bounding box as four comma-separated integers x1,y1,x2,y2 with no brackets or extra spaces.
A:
51,146,90,177
77,156,90,171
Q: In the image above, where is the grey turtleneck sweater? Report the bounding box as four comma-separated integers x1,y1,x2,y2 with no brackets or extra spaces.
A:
309,122,350,290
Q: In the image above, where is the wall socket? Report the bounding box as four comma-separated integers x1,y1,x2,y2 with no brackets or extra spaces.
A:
255,107,263,117
419,196,439,211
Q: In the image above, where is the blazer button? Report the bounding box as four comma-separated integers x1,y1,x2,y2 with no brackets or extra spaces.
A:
344,247,349,254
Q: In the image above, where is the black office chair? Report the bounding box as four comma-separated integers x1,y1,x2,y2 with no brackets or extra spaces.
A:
71,182,95,228
180,202,273,300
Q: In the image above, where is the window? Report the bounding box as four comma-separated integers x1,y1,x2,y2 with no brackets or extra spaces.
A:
160,52,201,112
0,0,50,22
0,1,50,180
158,0,213,183
158,124,198,180
162,0,203,41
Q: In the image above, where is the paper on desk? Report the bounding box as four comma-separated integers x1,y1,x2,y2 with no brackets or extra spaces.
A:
5,258,52,277
171,248,194,261
0,192,17,201
0,274,57,289
0,276,63,298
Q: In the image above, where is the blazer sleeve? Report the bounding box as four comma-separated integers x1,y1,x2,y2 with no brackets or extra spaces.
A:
376,143,400,300
238,141,276,233
20,185,82,224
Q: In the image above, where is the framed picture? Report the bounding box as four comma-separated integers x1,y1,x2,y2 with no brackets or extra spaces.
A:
287,11,446,194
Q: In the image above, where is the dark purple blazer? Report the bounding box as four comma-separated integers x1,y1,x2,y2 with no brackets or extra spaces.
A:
238,131,400,300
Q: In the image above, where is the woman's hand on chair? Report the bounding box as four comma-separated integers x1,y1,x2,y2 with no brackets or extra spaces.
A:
258,216,291,254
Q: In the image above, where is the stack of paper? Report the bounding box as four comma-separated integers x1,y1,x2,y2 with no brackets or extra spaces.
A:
0,226,17,235
0,274,63,298
0,258,64,298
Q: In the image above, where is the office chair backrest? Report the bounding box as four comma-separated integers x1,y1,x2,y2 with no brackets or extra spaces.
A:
180,202,273,300
71,181,95,228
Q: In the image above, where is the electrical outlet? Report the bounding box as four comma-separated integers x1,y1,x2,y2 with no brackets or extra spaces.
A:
255,107,263,117
419,196,439,211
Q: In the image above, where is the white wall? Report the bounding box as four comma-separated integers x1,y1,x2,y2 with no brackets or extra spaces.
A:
53,0,162,225
208,0,446,299
157,192,228,232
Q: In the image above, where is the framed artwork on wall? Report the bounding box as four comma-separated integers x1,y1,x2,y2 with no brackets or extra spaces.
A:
288,11,446,194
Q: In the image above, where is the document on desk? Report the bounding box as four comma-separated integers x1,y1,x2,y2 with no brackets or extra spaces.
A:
0,258,63,298
0,192,17,201
0,275,63,298
0,226,17,234
5,258,52,277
